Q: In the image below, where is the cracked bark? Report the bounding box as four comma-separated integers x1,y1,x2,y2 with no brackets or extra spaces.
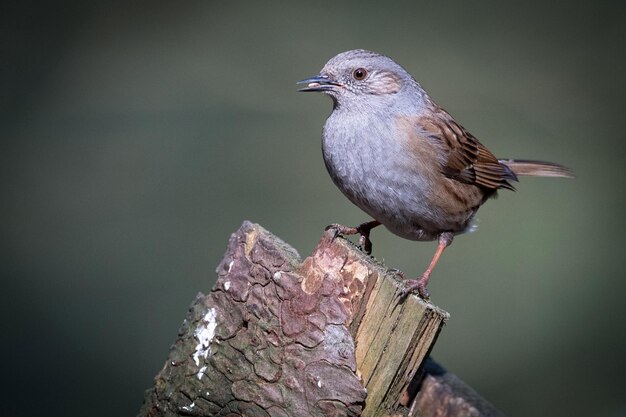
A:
137,221,505,417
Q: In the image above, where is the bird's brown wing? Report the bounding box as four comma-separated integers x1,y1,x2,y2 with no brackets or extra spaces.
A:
419,107,517,190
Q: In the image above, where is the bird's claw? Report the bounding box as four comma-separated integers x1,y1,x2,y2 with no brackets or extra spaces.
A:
324,223,356,241
324,223,374,254
324,224,339,240
357,234,373,255
400,277,431,300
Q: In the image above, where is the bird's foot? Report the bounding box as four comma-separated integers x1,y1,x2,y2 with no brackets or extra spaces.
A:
356,233,373,255
325,223,358,239
325,220,379,255
400,274,431,300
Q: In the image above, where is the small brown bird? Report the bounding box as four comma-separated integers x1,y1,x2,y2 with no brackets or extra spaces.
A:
298,49,573,299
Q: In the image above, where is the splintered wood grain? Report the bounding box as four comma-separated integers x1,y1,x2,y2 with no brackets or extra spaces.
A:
354,270,449,417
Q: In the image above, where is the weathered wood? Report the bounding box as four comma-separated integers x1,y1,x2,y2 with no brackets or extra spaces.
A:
137,221,503,417
138,221,369,417
410,358,506,417
353,268,448,417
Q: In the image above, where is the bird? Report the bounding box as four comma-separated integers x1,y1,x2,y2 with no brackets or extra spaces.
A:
297,49,573,299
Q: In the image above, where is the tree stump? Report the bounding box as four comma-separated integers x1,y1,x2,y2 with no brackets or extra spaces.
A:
137,221,504,417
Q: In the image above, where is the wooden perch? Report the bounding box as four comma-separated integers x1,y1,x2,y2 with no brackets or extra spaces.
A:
138,221,505,417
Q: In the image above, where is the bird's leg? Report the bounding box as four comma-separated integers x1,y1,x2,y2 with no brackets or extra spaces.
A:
355,220,381,254
325,220,381,254
403,232,454,299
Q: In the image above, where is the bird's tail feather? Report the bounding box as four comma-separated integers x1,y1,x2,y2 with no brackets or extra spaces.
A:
499,159,574,178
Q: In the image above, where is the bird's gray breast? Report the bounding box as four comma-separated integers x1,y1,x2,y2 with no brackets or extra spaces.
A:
321,108,438,240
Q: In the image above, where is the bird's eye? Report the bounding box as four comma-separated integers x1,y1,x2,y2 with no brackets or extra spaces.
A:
353,68,367,80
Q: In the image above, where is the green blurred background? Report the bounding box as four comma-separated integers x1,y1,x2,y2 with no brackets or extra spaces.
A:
2,1,624,416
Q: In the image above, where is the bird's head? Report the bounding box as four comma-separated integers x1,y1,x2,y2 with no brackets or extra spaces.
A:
298,49,423,110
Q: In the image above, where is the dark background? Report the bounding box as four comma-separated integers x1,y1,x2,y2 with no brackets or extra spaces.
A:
2,1,625,416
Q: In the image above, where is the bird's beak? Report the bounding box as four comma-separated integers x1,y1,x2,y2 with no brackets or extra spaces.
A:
297,74,341,92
